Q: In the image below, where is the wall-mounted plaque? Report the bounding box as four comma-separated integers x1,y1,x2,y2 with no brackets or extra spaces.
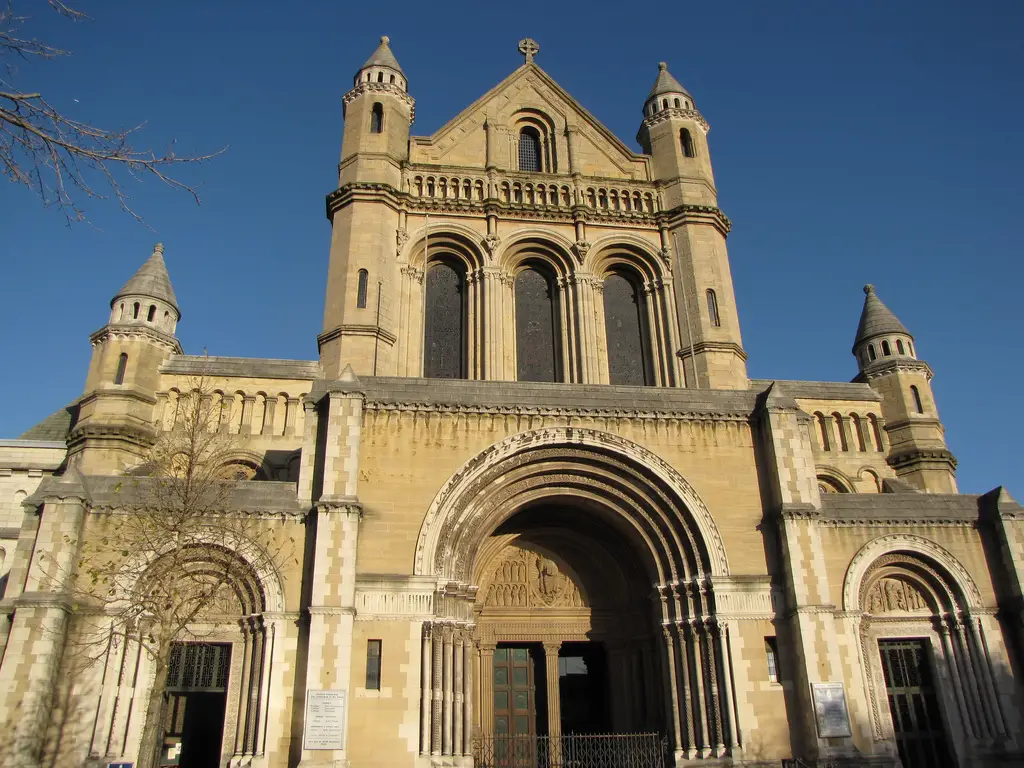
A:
303,689,347,750
811,682,851,738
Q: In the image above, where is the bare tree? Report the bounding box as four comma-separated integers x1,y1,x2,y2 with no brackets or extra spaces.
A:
1,1,222,225
38,377,292,768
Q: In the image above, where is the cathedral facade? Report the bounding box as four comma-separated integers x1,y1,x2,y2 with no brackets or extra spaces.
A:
0,36,1022,768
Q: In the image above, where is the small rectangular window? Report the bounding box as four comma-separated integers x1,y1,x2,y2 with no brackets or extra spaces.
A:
765,637,780,683
366,639,382,690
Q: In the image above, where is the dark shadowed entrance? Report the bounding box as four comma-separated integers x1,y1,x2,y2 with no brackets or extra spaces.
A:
160,643,230,768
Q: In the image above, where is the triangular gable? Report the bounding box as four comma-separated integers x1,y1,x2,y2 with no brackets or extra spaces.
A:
409,63,649,181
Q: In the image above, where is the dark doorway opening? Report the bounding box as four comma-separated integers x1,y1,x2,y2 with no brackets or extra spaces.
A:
878,639,952,768
558,642,609,735
160,643,230,768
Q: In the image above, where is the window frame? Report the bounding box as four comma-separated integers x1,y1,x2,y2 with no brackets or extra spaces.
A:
365,639,382,690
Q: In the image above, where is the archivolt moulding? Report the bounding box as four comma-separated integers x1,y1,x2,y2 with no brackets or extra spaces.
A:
413,427,729,581
842,534,982,612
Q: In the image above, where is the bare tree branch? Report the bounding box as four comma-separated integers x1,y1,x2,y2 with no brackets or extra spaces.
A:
1,1,223,226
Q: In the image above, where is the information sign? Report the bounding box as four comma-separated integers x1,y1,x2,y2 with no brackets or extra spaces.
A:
303,689,347,750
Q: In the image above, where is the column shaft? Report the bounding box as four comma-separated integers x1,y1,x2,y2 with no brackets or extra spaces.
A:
544,643,562,742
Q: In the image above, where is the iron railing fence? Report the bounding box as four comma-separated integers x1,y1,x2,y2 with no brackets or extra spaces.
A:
473,733,668,768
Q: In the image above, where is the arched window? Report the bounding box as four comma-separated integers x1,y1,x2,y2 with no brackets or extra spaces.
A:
424,260,467,379
833,412,849,451
389,74,395,83
881,340,891,356
815,412,831,451
114,353,128,385
515,265,560,381
868,414,884,452
662,99,668,109
370,102,384,133
674,98,681,108
908,341,914,357
850,414,867,451
896,339,905,355
706,288,721,327
910,385,924,414
377,71,384,82
147,305,156,322
133,302,140,319
356,269,369,308
518,128,542,172
680,128,696,158
603,271,652,386
119,302,125,319
868,344,877,361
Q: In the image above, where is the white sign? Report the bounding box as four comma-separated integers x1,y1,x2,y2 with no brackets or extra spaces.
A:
303,689,347,750
811,682,852,738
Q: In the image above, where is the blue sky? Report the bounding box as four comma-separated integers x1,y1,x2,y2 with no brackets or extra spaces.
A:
1,1,1021,493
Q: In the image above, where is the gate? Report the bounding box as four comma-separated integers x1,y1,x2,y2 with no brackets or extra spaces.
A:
878,639,951,768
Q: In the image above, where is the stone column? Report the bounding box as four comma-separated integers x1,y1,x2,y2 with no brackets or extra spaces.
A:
463,636,474,755
661,626,685,762
240,394,256,435
937,616,974,742
479,643,496,740
543,642,562,742
658,277,685,387
284,397,300,437
420,624,433,755
716,620,741,756
689,621,711,758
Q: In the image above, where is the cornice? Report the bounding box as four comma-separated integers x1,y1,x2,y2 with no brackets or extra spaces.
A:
658,203,732,236
820,517,976,528
317,324,398,350
89,324,183,355
362,400,751,424
887,447,958,471
638,108,711,135
67,422,156,451
676,340,748,361
341,82,416,122
325,180,732,235
855,358,934,382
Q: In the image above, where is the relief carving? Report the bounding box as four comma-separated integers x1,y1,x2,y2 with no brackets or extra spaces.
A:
866,577,928,613
484,547,584,608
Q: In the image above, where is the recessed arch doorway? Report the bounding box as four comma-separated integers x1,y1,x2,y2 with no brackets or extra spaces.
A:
414,428,739,764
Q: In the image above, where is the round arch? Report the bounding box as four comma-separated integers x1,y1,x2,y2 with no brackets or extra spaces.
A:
495,229,577,276
842,534,983,612
404,221,487,272
414,427,729,585
584,234,667,282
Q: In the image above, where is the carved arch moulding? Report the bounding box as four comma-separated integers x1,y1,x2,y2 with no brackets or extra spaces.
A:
413,427,729,583
841,533,983,613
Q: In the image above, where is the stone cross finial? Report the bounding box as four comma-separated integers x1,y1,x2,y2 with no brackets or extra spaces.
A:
518,38,539,64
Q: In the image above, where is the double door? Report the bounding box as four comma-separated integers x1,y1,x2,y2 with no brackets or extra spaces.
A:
878,639,952,768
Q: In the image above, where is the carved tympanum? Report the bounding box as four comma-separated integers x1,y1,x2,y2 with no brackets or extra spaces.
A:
484,548,584,608
866,577,928,614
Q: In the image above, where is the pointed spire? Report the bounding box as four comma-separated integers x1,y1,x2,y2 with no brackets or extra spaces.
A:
362,35,404,74
112,243,179,314
647,62,691,101
853,284,910,349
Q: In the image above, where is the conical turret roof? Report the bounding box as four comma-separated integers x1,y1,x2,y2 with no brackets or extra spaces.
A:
112,243,179,313
854,284,911,348
647,62,691,101
362,35,404,74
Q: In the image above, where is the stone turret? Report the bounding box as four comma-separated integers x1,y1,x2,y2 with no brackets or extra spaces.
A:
852,284,957,492
638,62,747,389
321,36,415,378
68,244,183,472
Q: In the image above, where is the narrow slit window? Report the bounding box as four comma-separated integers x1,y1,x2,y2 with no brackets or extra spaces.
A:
868,344,877,361
370,102,384,133
882,340,891,356
356,269,369,309
518,128,542,172
706,288,721,327
114,353,128,385
896,339,905,355
147,305,156,322
674,98,681,108
366,640,382,690
911,385,924,414
680,128,696,158
377,71,384,82
133,302,140,319
765,637,780,683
